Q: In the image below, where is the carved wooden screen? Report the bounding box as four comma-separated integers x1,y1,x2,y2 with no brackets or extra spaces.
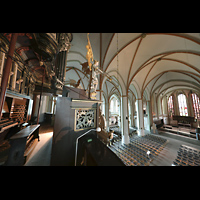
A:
74,108,96,131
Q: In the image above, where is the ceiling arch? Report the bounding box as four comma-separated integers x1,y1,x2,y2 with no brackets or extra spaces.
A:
152,79,200,95
158,85,200,99
140,58,200,93
143,70,200,97
67,33,200,102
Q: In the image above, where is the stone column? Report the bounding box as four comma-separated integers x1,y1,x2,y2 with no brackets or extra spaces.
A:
105,98,110,132
173,93,179,115
187,92,194,117
162,96,169,124
130,100,135,127
136,99,145,136
153,93,159,119
146,100,152,131
121,96,130,144
157,96,162,119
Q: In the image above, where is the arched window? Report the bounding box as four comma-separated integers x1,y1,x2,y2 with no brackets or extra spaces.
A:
191,93,200,119
110,99,114,112
110,96,118,113
178,94,188,116
168,95,174,117
109,95,120,126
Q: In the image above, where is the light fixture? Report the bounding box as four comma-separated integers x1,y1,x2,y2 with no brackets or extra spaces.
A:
96,127,101,132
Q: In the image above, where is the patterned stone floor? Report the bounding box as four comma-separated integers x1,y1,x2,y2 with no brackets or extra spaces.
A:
108,134,168,166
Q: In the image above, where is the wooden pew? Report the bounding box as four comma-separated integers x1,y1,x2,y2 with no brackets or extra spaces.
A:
5,124,40,166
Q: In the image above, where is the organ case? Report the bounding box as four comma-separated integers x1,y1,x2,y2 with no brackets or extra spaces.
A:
50,97,101,166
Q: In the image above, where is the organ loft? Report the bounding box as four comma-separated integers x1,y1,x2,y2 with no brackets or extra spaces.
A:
0,33,200,166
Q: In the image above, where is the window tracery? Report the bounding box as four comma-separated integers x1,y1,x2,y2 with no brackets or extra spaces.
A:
168,95,174,117
178,94,188,116
191,93,200,119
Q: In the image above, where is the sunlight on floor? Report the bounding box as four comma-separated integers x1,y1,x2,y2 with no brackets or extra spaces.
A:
24,131,53,166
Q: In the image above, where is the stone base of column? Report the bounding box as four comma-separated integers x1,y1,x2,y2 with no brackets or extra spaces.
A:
138,128,145,137
122,134,130,144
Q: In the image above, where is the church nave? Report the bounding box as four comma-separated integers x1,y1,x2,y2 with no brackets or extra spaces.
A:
0,33,200,166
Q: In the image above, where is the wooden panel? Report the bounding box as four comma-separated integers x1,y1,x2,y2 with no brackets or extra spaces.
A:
51,97,74,166
51,97,98,166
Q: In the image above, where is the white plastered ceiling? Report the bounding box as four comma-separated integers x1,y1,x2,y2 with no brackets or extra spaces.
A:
67,33,200,101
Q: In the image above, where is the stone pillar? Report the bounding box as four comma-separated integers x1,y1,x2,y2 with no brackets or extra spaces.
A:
173,93,179,115
162,96,169,124
121,96,130,144
136,99,145,136
146,100,152,131
130,100,135,127
187,92,194,117
157,96,162,119
153,93,159,119
105,98,110,132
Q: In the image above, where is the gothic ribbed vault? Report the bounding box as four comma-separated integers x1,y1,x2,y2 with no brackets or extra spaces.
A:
67,33,200,102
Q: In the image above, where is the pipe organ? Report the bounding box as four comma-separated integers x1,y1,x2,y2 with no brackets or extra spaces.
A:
50,97,101,166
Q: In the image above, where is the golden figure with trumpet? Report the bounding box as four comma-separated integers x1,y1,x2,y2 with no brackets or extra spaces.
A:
82,33,112,99
86,33,94,71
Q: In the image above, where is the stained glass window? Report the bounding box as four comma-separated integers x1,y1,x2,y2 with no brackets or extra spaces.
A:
191,93,200,119
168,95,174,117
178,94,188,116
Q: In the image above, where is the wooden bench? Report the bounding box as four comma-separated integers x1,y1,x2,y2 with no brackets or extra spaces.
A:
5,124,40,166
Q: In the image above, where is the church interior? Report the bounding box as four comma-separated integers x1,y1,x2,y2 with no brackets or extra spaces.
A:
0,33,200,166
